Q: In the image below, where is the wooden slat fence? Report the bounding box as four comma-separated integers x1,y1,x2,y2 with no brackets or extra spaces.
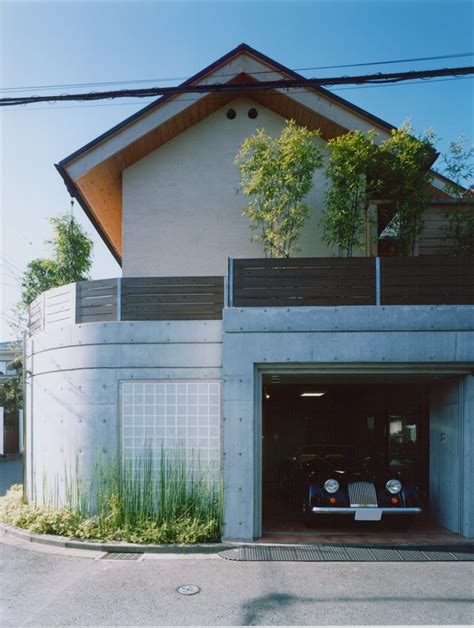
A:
29,296,43,334
233,258,376,306
380,256,474,305
121,276,224,320
44,283,76,328
27,257,474,334
76,279,118,323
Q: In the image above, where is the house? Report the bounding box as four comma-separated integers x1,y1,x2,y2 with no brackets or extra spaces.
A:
0,341,22,455
0,342,18,380
25,44,474,540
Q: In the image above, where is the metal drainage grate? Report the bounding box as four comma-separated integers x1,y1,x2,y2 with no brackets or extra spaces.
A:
100,552,143,561
219,544,474,562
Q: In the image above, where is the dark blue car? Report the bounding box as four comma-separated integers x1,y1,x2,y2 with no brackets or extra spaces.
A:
278,445,422,525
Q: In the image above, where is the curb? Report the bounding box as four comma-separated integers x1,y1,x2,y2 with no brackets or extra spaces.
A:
2,522,473,555
0,522,228,554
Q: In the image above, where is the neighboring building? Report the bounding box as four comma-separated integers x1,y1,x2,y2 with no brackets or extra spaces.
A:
0,341,22,454
0,342,18,380
25,44,473,540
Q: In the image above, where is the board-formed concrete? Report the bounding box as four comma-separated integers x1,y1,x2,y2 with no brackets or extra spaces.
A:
25,320,223,505
222,305,474,540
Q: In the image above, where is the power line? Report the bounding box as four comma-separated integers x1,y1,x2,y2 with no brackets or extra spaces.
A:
1,51,472,94
0,255,23,275
2,75,472,113
1,66,473,108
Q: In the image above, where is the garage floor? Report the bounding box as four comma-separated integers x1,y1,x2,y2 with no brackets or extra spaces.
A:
261,485,471,545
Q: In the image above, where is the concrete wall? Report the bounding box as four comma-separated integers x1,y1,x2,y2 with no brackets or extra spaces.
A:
122,96,332,277
430,378,463,534
25,305,474,539
25,320,223,505
222,305,474,540
462,375,474,536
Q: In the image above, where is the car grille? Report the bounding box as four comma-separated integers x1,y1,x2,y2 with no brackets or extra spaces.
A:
348,481,378,507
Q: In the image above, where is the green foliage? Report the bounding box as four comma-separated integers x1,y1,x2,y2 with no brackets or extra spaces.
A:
20,214,93,307
0,448,223,545
440,135,474,192
47,215,93,285
20,259,61,308
321,129,379,257
439,136,474,255
321,122,435,256
0,348,22,411
442,210,474,255
236,119,324,257
378,122,434,255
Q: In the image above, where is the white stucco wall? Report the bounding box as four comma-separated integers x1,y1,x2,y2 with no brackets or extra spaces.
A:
122,96,332,277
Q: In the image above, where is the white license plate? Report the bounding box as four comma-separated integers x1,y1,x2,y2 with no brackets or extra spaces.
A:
355,509,382,521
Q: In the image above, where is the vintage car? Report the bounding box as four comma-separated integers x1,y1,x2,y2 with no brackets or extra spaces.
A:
278,445,422,524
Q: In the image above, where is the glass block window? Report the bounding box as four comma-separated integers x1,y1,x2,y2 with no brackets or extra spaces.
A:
121,381,221,482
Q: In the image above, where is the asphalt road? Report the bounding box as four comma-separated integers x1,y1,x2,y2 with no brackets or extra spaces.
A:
1,538,473,626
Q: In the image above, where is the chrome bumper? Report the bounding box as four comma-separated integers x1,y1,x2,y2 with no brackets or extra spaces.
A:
311,507,422,515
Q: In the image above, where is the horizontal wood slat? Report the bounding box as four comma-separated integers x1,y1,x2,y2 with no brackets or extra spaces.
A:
123,276,221,287
381,256,474,305
121,276,224,320
76,278,117,323
44,283,75,329
234,257,372,270
29,296,43,334
233,258,376,307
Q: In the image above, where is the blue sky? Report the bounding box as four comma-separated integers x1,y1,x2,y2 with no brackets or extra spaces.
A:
1,0,473,338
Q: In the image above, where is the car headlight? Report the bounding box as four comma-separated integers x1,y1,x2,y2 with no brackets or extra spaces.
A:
324,479,340,494
386,479,402,494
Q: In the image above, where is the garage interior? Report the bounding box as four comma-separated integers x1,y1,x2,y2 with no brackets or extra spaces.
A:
261,373,462,541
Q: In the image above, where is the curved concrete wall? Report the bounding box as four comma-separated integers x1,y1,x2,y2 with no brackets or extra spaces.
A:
25,320,222,505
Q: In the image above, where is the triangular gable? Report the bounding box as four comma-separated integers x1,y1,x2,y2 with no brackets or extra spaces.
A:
56,43,452,264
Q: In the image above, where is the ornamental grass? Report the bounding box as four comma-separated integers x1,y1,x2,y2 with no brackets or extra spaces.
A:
0,449,222,544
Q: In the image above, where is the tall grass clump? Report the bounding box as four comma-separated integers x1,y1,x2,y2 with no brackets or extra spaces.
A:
0,446,223,544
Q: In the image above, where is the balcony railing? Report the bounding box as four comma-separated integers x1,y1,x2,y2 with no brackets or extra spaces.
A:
229,256,474,308
28,257,474,334
29,276,225,335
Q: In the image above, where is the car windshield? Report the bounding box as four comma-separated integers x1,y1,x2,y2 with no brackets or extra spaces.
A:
300,445,354,458
298,446,364,471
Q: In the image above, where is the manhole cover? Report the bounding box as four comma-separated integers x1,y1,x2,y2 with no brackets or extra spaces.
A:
177,585,201,596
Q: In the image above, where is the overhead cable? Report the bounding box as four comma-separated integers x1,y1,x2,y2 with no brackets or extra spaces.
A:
1,66,473,107
1,51,472,94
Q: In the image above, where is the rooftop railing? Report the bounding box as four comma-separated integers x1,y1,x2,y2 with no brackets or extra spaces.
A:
29,276,225,335
29,256,474,334
229,256,474,308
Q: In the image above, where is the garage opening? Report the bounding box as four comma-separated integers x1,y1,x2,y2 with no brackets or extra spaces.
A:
261,374,459,538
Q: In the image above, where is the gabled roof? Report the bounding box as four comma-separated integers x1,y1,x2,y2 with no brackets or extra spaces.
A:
56,43,452,264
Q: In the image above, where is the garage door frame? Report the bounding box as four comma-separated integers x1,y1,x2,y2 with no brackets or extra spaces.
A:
254,363,471,540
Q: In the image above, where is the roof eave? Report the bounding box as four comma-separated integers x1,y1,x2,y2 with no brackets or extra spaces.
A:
55,162,122,266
